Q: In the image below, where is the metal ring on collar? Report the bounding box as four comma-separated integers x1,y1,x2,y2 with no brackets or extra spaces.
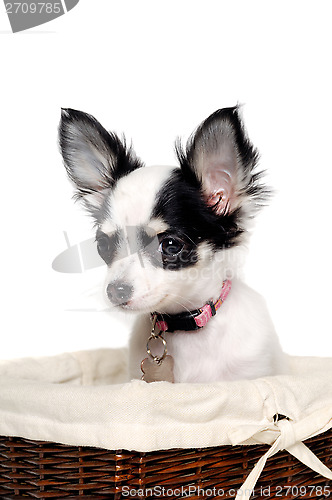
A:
146,334,167,364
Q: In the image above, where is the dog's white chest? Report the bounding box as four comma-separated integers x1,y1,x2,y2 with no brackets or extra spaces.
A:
129,281,286,383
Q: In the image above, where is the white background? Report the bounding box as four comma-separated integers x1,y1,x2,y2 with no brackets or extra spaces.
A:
0,1,331,361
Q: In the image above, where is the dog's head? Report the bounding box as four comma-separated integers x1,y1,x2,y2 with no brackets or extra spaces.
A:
59,107,268,314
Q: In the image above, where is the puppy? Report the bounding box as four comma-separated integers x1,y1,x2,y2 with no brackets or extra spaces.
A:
59,106,285,383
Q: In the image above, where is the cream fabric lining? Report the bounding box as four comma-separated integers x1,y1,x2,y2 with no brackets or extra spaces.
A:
1,349,332,498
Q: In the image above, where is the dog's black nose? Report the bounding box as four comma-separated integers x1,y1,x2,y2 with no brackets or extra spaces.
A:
106,281,133,305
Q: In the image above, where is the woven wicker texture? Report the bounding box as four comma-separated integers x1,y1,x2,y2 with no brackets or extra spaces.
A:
0,430,331,499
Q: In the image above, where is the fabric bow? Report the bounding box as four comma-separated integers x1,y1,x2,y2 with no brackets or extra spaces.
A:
227,407,332,500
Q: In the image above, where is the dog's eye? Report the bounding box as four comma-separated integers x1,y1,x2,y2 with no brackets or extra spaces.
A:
96,235,110,256
95,230,121,266
159,236,184,257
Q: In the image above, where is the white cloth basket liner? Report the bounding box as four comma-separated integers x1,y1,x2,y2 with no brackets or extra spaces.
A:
1,349,332,499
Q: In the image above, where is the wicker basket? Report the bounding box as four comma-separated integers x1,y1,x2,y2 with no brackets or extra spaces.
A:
1,430,331,499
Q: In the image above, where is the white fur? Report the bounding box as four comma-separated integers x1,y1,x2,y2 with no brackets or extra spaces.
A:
129,279,286,383
102,165,174,233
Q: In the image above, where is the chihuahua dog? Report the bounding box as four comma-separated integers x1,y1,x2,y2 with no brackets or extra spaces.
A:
59,106,285,383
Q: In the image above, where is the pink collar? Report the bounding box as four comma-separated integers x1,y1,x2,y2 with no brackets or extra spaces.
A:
153,280,232,333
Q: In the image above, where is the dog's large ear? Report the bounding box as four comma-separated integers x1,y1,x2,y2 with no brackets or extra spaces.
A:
59,108,143,212
177,106,267,215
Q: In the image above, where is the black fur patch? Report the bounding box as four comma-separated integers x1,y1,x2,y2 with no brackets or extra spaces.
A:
152,169,242,270
95,229,121,266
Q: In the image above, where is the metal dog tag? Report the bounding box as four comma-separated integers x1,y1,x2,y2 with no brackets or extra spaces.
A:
141,356,174,383
141,314,174,383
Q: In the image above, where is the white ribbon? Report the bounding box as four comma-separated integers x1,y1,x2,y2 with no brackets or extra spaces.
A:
232,411,332,500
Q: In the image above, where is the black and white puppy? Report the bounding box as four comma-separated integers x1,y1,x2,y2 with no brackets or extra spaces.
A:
59,106,285,383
